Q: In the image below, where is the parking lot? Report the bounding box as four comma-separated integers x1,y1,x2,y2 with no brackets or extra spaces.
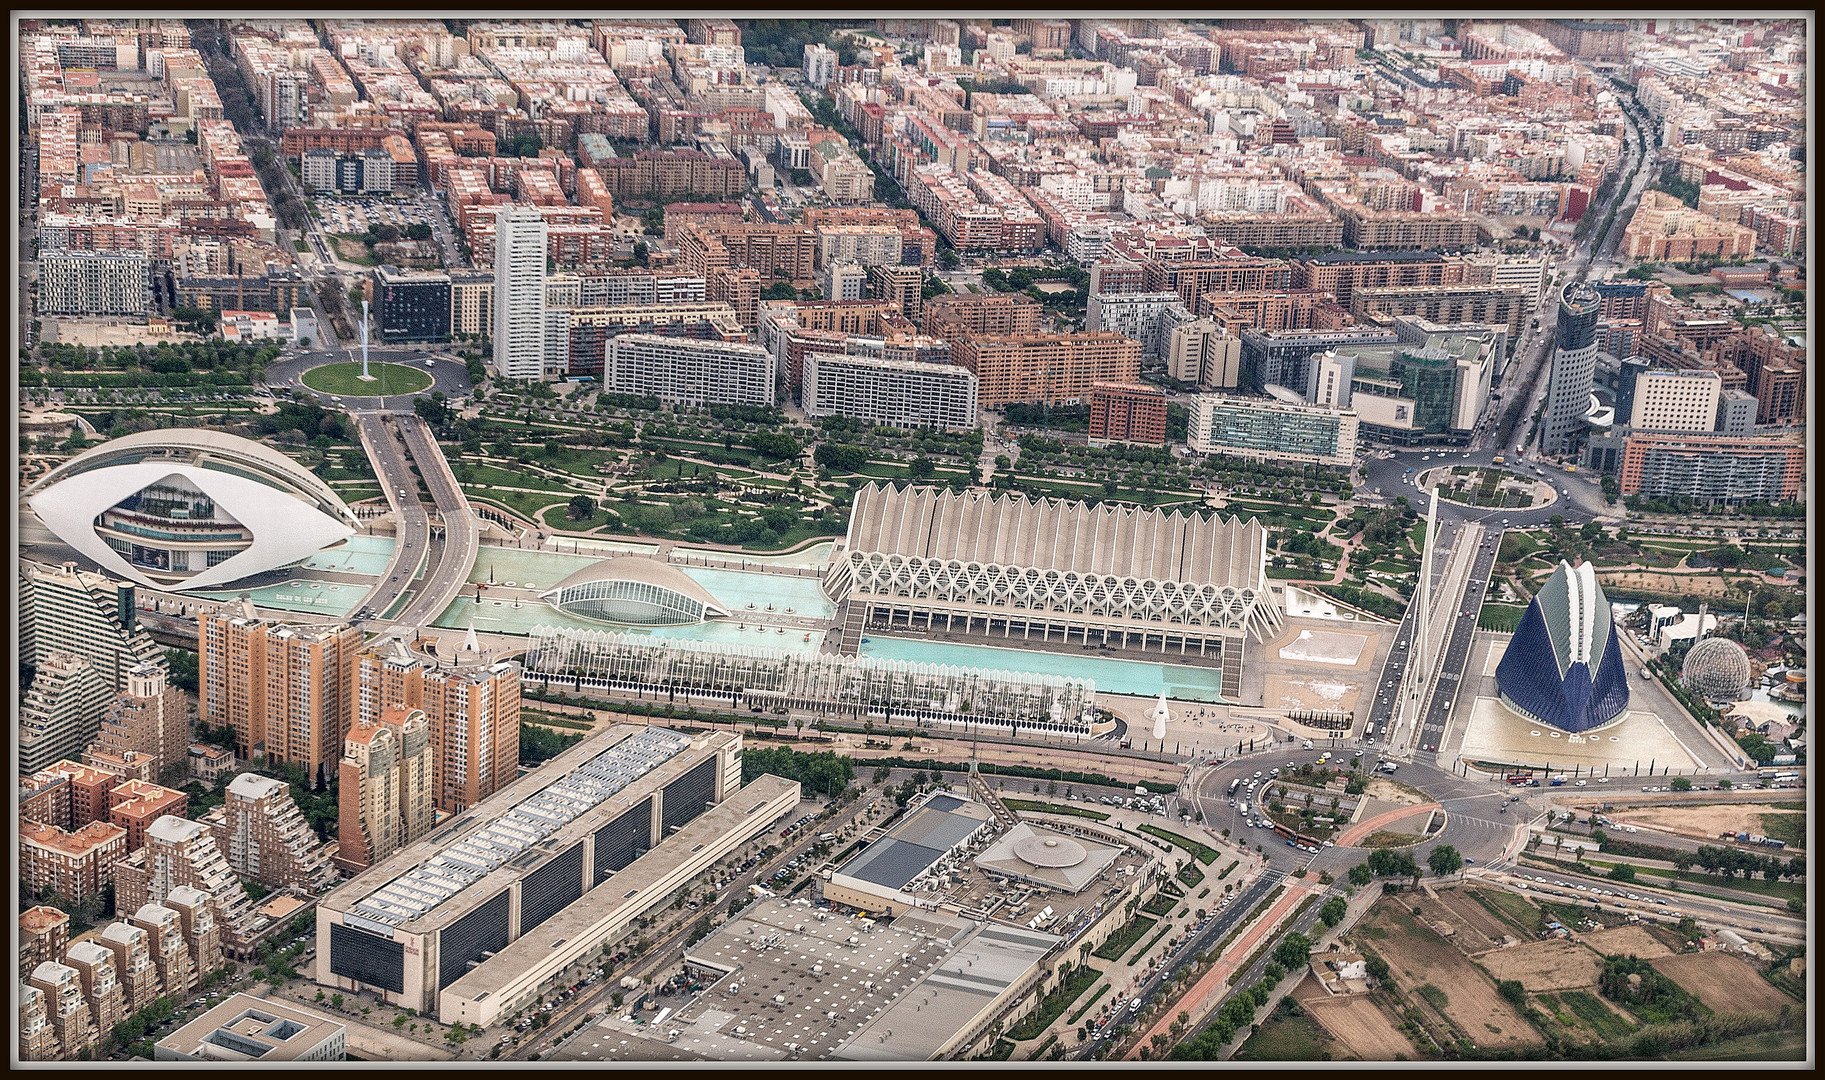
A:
314,193,446,240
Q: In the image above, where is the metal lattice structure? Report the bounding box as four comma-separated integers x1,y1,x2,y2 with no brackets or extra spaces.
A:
523,625,1096,737
1681,637,1752,702
826,484,1279,691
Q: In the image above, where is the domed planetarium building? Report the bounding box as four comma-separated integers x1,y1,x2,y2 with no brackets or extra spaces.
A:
1681,637,1752,703
1495,560,1630,733
539,557,729,626
23,429,360,590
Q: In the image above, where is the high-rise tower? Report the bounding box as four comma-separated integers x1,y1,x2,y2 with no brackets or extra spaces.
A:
492,204,548,380
1541,281,1601,455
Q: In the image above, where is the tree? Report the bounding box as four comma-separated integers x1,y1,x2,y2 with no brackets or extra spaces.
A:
908,456,936,479
1669,776,1692,792
1497,979,1526,1007
1319,897,1348,927
1607,863,1637,882
1347,862,1374,887
567,494,597,521
1273,932,1311,969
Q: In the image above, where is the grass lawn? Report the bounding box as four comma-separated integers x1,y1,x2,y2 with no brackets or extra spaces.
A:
467,489,564,521
541,504,620,533
453,461,577,492
302,362,432,397
1138,824,1220,865
1092,915,1157,962
1478,603,1526,632
1001,799,1110,821
1235,1008,1337,1061
329,234,378,265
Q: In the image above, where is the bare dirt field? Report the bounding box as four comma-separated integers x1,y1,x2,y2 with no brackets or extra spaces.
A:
1595,570,1737,599
1653,952,1799,1014
1580,925,1673,960
1474,939,1603,990
1428,889,1522,951
1301,994,1416,1061
1609,803,1806,847
1371,903,1537,1049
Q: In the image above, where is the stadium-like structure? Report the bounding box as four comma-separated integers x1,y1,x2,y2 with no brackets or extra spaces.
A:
826,483,1280,691
1495,559,1630,733
23,429,359,590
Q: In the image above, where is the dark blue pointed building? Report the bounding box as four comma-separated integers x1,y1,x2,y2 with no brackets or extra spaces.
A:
1495,560,1630,733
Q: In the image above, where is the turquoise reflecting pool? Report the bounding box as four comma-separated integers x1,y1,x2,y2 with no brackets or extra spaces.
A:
302,534,398,576
679,566,835,619
854,636,1225,701
192,579,363,617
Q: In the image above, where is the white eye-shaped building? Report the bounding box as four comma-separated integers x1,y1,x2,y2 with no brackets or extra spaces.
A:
24,429,360,590
538,557,729,626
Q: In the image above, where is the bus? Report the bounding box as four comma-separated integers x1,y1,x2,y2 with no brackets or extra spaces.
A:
1362,723,1376,740
1227,778,1241,797
1271,820,1324,849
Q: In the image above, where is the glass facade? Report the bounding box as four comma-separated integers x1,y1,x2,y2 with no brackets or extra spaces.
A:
376,273,451,345
1196,398,1345,463
1390,349,1461,435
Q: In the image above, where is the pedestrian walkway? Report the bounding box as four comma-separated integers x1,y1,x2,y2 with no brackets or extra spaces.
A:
1123,877,1315,1060
1335,802,1442,848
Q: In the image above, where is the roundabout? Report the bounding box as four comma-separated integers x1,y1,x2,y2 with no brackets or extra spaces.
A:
1419,466,1556,511
301,361,434,397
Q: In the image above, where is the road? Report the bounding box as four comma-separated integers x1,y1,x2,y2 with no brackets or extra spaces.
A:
392,413,481,628
354,413,433,622
1410,526,1502,759
1071,869,1286,1059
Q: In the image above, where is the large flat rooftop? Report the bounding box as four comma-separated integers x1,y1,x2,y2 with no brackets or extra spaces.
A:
321,724,731,936
438,774,800,1003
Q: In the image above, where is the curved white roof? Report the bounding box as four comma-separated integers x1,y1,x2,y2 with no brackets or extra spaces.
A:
28,462,356,590
23,428,358,527
540,556,728,616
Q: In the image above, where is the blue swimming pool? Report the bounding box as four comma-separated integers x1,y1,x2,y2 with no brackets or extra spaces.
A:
301,534,397,577
854,636,1225,701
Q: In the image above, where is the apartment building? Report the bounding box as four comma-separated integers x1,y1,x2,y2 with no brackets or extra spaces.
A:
21,562,165,692
801,352,979,431
201,774,338,894
594,148,746,199
88,662,190,783
39,250,153,317
1338,207,1480,249
62,941,127,1039
19,652,114,775
1290,250,1456,308
1621,192,1757,260
20,982,59,1062
197,613,363,784
814,224,904,269
606,333,777,408
355,640,524,814
1189,395,1360,468
1166,319,1244,390
128,904,199,998
335,706,435,874
921,292,1042,342
115,817,258,957
96,921,159,1014
869,263,925,322
1628,369,1722,431
1619,432,1803,505
163,885,226,980
1085,292,1195,359
493,204,550,380
29,962,97,1060
21,820,129,903
1351,283,1530,337
20,907,70,980
1143,256,1291,310
955,331,1142,407
676,221,818,285
107,780,189,852
1088,383,1169,446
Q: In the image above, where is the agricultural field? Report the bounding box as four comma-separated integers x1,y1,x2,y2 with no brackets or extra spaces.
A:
1367,900,1537,1049
1427,888,1525,949
1298,995,1415,1061
1474,939,1604,991
1579,925,1675,960
1234,998,1341,1061
1651,952,1800,1014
